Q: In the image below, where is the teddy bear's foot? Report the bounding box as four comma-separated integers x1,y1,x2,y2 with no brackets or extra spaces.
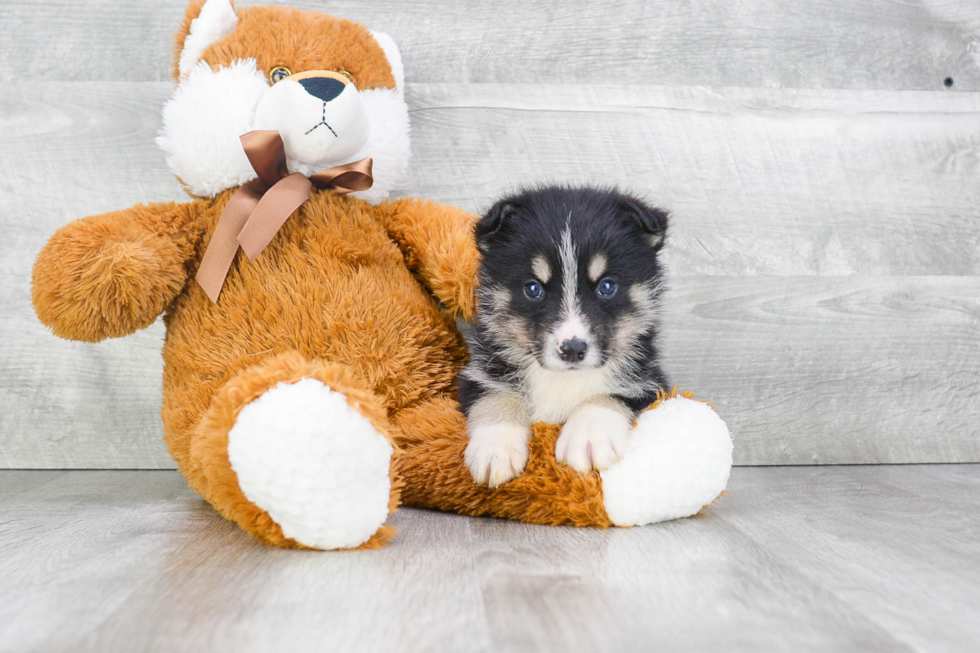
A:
600,394,733,526
189,352,400,549
228,378,394,549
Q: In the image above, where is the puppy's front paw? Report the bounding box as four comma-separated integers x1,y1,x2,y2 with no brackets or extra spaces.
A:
556,403,631,473
465,423,532,489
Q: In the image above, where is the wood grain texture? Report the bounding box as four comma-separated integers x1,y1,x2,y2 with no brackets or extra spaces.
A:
405,84,980,277
720,466,980,653
2,81,978,466
663,275,980,464
1,466,979,652
2,0,978,90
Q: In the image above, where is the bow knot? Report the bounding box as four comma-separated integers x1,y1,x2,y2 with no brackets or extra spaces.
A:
196,130,373,303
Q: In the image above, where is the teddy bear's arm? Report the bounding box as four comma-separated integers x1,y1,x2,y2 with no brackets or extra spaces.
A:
375,199,480,321
32,200,206,342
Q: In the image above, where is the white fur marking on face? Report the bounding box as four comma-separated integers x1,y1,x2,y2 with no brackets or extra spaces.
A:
558,224,579,317
178,0,239,78
532,256,551,284
554,313,588,345
543,310,602,370
541,223,601,369
588,253,607,282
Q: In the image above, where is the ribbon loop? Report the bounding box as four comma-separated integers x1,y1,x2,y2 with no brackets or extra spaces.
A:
241,130,290,188
194,131,374,303
309,159,374,194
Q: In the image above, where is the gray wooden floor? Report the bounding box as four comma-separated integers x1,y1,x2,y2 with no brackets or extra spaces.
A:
1,466,978,653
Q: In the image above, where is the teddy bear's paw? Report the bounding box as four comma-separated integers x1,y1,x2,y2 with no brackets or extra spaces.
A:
227,378,393,549
600,396,733,527
556,403,631,473
464,423,532,489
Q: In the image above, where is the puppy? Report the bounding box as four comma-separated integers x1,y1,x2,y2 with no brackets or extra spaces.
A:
459,186,669,488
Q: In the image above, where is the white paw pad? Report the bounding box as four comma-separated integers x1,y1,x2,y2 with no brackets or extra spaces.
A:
465,423,531,489
556,404,631,473
227,378,393,549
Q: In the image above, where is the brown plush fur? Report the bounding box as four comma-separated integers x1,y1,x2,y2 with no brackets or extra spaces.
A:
393,396,613,527
32,184,479,547
32,2,689,549
32,202,199,342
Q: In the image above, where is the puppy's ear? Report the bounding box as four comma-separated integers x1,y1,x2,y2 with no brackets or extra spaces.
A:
619,198,669,250
476,200,518,252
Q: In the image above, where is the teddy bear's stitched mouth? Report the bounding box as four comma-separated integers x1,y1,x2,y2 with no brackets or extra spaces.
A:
304,102,338,138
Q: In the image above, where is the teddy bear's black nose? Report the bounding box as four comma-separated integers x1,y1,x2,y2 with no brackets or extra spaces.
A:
298,77,346,103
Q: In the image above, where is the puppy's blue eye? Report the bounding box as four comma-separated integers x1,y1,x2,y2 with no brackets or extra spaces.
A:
524,281,544,300
597,278,618,298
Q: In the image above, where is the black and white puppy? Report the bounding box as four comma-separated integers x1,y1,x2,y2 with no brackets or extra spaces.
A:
459,186,670,488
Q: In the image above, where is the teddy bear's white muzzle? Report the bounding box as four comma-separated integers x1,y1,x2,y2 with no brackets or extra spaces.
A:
253,74,370,168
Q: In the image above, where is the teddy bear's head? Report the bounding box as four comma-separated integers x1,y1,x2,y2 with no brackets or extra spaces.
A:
156,0,409,204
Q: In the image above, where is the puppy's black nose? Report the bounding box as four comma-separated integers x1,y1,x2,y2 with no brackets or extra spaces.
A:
298,77,346,103
559,338,588,362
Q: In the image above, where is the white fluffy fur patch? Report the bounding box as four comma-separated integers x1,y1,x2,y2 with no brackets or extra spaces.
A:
227,378,393,550
179,0,239,78
157,60,268,198
601,397,732,527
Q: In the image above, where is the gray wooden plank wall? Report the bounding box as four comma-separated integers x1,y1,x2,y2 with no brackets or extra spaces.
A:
1,0,978,467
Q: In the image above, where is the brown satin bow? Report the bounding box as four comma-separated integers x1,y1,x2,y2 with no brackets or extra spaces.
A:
196,130,373,303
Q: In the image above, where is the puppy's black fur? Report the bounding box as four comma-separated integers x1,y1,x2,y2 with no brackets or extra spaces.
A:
459,185,670,422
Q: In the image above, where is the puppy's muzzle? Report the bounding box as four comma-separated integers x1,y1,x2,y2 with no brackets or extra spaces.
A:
559,338,588,363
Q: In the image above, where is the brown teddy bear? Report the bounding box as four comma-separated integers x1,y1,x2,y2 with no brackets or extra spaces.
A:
31,0,733,550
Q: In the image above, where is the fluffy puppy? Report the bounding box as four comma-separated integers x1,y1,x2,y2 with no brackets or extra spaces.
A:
459,186,670,488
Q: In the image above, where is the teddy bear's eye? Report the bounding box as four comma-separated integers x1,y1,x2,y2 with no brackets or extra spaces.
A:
269,66,292,84
337,70,355,85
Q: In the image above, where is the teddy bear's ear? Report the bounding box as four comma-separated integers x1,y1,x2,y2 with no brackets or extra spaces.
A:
369,31,404,96
172,0,239,81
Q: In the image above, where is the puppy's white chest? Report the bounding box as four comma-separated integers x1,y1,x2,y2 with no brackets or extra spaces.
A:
524,366,611,423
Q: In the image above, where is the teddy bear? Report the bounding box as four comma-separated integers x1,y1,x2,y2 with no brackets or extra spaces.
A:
31,0,733,550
